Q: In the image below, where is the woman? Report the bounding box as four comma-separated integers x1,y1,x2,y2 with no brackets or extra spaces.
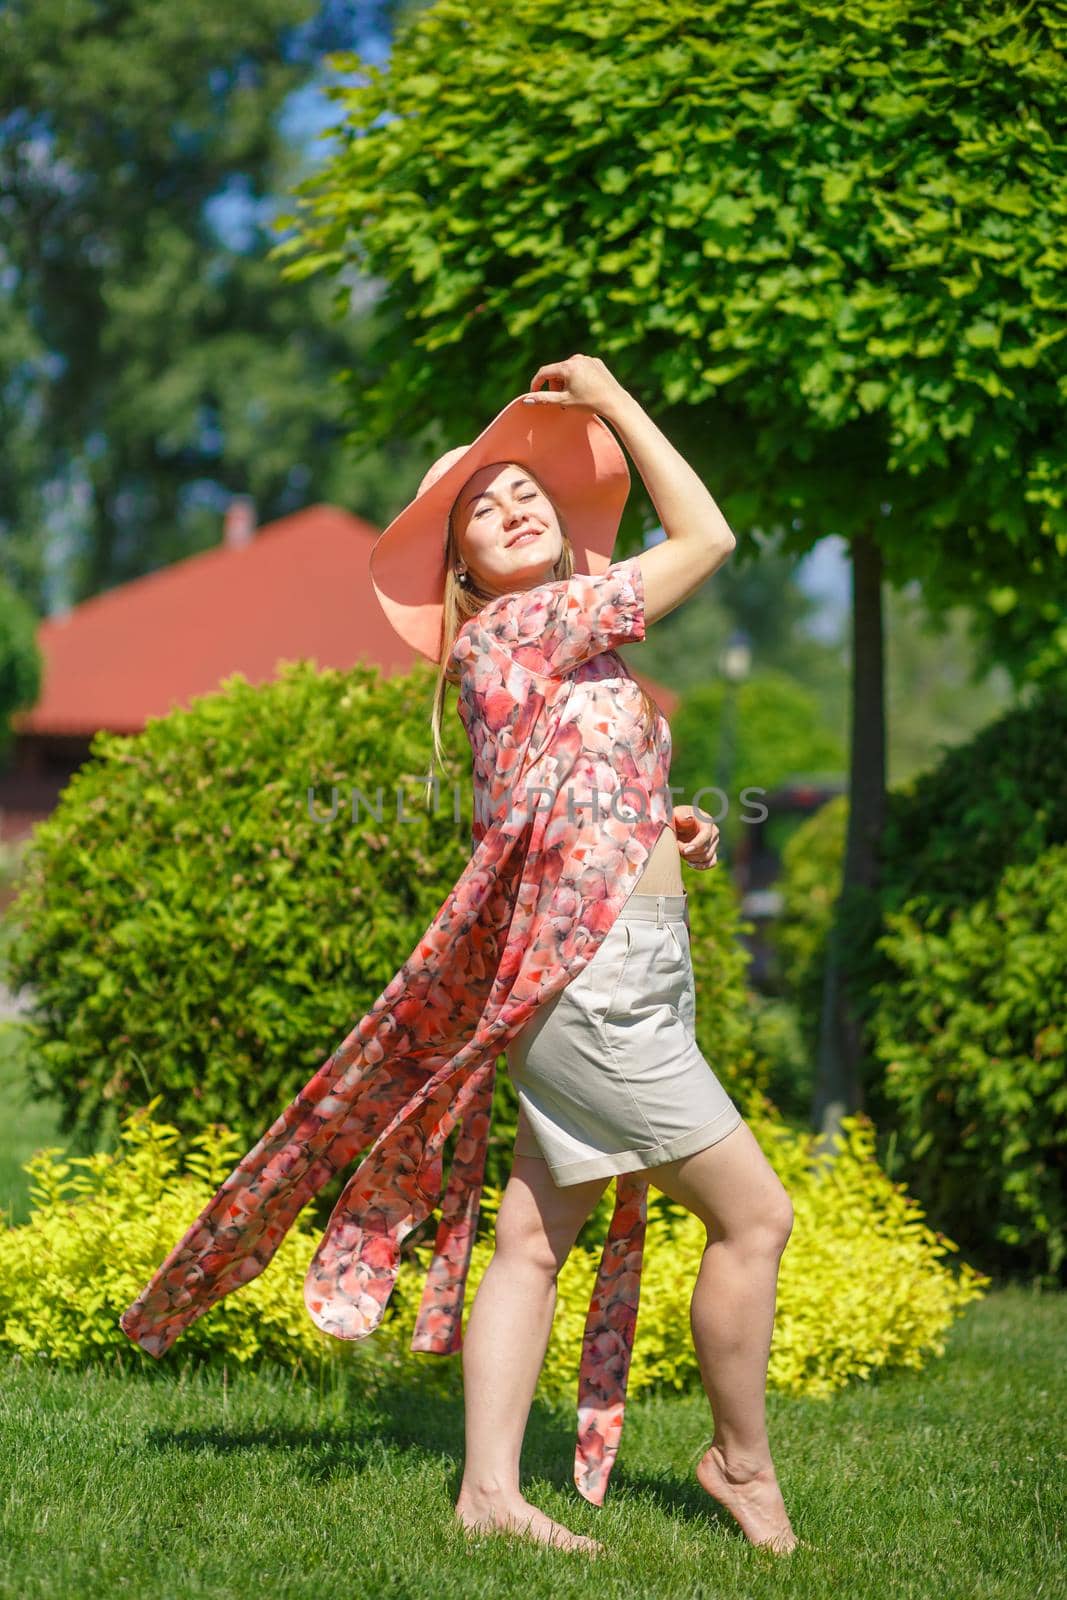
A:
431,358,797,1557
120,355,796,1560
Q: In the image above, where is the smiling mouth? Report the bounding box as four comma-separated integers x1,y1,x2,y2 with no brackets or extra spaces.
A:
507,529,541,548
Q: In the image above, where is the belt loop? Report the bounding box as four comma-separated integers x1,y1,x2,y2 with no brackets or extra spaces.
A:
656,894,665,928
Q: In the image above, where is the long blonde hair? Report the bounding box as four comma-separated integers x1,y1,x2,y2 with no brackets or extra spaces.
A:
424,464,660,806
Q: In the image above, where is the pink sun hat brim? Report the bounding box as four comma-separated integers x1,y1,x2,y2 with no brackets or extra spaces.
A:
368,393,631,663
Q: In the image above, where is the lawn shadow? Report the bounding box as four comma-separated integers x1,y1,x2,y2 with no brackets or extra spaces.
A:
133,1366,586,1498
133,1366,741,1541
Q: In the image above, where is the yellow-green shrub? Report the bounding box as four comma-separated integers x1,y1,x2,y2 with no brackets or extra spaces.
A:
0,1099,360,1370
3,1100,986,1404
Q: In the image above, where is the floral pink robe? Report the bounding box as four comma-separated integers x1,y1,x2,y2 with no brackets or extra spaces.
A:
120,554,676,1506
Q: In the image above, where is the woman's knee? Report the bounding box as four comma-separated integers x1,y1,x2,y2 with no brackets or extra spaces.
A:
731,1167,793,1248
695,1185,793,1253
745,1187,794,1252
493,1204,560,1278
653,1123,794,1248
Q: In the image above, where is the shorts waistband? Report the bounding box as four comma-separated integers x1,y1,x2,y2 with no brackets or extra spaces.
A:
617,890,688,926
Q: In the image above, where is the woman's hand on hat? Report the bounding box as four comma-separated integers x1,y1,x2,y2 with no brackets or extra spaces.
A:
673,804,720,870
523,354,630,418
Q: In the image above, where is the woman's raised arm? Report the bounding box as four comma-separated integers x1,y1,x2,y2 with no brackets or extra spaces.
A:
605,387,736,627
525,356,736,628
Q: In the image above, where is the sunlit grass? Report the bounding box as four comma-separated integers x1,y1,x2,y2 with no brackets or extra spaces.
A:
0,1286,1061,1599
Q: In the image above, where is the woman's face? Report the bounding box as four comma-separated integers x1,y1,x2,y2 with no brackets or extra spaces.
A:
452,461,563,594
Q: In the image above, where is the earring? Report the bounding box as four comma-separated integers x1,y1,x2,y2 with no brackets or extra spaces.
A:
456,566,469,587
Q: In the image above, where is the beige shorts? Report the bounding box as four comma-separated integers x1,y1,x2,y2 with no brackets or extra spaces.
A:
505,891,743,1186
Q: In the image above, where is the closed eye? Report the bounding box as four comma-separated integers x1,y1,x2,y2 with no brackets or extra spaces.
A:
475,493,537,518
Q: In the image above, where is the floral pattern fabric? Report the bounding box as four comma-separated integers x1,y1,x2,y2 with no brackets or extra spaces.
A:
120,554,676,1507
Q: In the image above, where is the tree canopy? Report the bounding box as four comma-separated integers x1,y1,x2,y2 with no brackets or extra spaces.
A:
279,0,1067,661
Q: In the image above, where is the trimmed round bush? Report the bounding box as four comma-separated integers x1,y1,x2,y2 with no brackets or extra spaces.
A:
6,662,470,1158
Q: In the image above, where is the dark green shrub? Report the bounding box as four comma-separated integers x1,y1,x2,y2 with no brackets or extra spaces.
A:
859,685,1067,1130
869,844,1067,1283
774,687,1067,1060
770,687,1067,1277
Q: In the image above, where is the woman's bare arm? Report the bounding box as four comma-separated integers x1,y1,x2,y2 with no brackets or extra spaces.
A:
606,390,736,626
523,358,736,626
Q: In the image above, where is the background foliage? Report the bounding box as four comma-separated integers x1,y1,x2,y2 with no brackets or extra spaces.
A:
0,576,41,765
0,0,419,609
772,793,849,1059
670,670,845,856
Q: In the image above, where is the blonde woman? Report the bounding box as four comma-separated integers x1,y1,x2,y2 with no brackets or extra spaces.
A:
121,355,796,1560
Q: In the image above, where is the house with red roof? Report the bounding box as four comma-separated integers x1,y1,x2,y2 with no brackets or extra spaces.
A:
0,501,678,847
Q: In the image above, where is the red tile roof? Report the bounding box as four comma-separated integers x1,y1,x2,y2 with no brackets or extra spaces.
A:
13,503,677,736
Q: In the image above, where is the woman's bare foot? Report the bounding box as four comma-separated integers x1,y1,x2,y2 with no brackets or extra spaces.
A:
695,1443,798,1554
454,1489,605,1556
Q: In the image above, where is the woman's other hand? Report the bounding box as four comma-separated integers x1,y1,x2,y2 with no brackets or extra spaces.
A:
523,354,632,419
673,804,720,870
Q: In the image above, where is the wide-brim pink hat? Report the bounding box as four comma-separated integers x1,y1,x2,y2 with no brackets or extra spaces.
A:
369,393,631,663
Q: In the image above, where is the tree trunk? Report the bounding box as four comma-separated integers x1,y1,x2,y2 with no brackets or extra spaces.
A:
812,527,887,1148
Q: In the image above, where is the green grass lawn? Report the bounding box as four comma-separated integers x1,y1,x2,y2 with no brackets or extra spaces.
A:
1,1283,1062,1598
1,957,1062,1597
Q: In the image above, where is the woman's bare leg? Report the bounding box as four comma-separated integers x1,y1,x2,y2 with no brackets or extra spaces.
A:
454,1148,610,1554
649,1118,799,1553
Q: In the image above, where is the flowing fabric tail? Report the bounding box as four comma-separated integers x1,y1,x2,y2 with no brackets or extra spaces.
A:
409,1066,496,1354
573,1170,649,1506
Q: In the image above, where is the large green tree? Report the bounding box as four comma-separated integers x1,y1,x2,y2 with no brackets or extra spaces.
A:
0,0,414,613
278,0,1067,1138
